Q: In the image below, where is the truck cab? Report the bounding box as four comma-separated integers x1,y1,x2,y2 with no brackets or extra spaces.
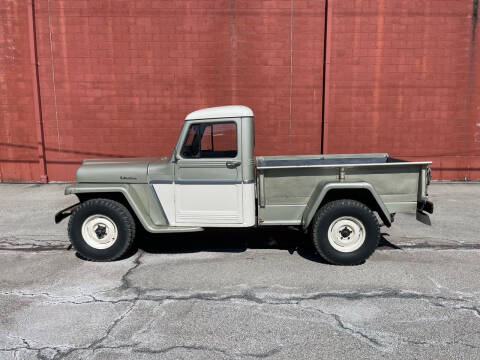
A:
151,105,256,228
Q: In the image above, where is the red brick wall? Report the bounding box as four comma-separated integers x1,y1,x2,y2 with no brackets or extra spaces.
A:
325,0,480,180
0,0,40,181
0,0,479,181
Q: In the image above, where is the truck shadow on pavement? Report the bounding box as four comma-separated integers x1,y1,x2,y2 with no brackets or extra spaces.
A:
132,227,400,264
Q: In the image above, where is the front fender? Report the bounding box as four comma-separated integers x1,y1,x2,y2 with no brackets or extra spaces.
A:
302,182,392,229
62,183,168,231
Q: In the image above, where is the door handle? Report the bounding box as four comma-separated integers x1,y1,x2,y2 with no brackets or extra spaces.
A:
226,161,241,169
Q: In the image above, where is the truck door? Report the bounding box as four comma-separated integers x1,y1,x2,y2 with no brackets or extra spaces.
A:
173,119,244,226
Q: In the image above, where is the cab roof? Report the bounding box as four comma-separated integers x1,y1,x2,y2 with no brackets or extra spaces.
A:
185,105,253,121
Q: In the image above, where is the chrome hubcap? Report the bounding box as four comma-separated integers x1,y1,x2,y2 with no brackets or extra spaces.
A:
327,216,366,253
81,215,118,249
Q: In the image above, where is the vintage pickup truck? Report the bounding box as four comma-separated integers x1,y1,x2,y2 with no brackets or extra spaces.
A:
56,105,433,265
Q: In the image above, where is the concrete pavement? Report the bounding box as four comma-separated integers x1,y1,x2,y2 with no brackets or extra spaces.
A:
0,183,479,359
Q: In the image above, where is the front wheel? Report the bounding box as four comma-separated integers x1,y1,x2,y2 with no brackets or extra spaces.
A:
311,199,380,265
68,199,136,261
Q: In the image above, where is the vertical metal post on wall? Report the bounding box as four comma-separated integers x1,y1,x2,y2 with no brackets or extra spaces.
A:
27,0,48,183
321,0,333,154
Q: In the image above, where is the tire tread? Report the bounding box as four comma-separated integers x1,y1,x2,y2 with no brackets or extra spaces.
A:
67,198,136,261
311,199,380,265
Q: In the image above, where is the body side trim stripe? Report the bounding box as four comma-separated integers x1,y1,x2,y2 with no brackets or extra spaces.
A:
149,180,173,184
259,220,302,225
176,180,242,185
150,179,254,185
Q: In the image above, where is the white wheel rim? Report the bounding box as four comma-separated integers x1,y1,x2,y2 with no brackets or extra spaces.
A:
327,216,366,253
81,215,118,250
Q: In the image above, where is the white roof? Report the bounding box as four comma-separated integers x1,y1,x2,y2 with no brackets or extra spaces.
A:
185,105,253,120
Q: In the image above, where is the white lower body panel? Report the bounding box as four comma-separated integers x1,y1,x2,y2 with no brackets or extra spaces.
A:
175,184,243,225
152,183,255,227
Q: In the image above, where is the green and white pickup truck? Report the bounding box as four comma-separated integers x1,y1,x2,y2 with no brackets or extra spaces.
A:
56,105,433,265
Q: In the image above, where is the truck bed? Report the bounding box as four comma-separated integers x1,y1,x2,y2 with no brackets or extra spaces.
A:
255,153,431,226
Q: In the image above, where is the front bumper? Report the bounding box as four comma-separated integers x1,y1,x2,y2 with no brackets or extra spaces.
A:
54,203,79,224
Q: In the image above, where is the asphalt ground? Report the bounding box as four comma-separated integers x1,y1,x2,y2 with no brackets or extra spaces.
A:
0,183,479,359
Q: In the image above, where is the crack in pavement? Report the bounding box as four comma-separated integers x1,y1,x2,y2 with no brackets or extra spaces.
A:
0,236,69,252
1,304,140,360
119,251,144,291
0,235,65,241
50,302,139,360
396,335,479,350
132,344,231,355
2,343,283,360
2,288,479,312
241,348,283,358
301,305,384,349
457,305,480,318
0,337,73,360
0,252,146,307
2,319,282,360
133,344,282,358
0,242,69,252
394,242,480,251
300,303,480,351
0,253,146,359
329,312,382,348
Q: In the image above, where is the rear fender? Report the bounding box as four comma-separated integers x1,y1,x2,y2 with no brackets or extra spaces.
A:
302,182,392,229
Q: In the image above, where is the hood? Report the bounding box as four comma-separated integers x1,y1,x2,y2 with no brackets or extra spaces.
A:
76,157,169,184
81,157,159,166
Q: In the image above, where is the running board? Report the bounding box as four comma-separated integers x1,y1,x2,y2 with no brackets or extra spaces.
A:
148,225,204,233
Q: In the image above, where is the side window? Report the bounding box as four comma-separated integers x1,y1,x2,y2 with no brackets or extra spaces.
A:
180,122,237,158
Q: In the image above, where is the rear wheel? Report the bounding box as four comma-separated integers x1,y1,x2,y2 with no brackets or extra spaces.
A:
68,198,136,261
311,199,380,265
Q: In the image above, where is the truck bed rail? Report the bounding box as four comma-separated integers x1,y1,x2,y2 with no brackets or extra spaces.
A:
256,154,431,170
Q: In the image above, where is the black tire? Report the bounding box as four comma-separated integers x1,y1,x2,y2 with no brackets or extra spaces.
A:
67,198,136,261
311,199,380,265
